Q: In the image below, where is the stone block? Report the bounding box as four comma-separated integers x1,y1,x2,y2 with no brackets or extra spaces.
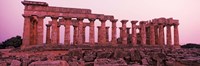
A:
28,60,69,66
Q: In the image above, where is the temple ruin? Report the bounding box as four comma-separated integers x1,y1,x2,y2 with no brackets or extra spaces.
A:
21,1,180,48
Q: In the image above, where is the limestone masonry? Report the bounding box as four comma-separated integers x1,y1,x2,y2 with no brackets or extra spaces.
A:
21,1,179,48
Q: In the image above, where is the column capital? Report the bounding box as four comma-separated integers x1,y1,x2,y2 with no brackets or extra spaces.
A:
140,21,147,24
37,15,45,19
126,27,131,30
106,27,110,29
64,17,71,20
119,27,122,29
89,18,96,22
51,16,58,20
99,19,107,22
167,18,173,22
121,20,128,23
110,19,118,22
22,14,31,18
158,22,164,25
73,25,78,27
97,26,101,28
166,18,172,25
158,18,167,22
46,24,51,27
152,19,159,25
57,24,61,27
131,20,138,24
77,18,84,21
149,22,155,25
173,20,179,26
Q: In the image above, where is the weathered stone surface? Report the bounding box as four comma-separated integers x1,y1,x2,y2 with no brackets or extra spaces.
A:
2,45,200,66
68,61,79,66
0,61,7,66
10,60,21,66
83,50,97,62
29,60,69,66
113,49,128,59
94,58,127,66
67,49,83,60
97,49,113,58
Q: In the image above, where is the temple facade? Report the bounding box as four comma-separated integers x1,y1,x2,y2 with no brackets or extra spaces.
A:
21,1,180,48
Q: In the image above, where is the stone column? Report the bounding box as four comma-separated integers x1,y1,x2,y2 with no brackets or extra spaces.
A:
126,28,130,35
51,17,58,44
131,21,138,46
146,26,150,44
154,26,159,45
119,27,123,44
64,18,71,45
121,20,128,45
57,25,60,44
89,19,96,45
106,27,109,43
22,15,31,48
153,20,159,45
46,24,51,44
82,26,86,44
37,16,45,44
140,21,146,45
77,18,84,44
99,19,107,44
166,19,172,46
127,27,131,44
111,19,118,45
31,20,37,45
158,22,164,46
149,22,155,45
73,25,78,44
97,26,101,44
173,20,179,47
119,27,122,38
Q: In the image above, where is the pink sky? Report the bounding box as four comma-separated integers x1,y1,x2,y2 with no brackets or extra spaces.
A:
0,0,200,44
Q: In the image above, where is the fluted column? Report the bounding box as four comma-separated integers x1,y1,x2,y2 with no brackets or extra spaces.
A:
99,19,107,44
121,20,128,45
106,27,109,43
111,19,118,45
154,23,159,45
158,22,164,46
140,21,146,45
89,19,95,45
57,25,60,44
146,26,150,44
51,17,58,44
166,19,172,46
83,26,86,44
37,16,45,44
126,28,130,35
31,20,37,45
22,15,31,48
46,24,51,44
173,20,179,47
149,22,155,45
64,18,71,45
119,27,122,38
73,25,78,44
131,21,138,46
97,26,101,44
77,18,84,44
